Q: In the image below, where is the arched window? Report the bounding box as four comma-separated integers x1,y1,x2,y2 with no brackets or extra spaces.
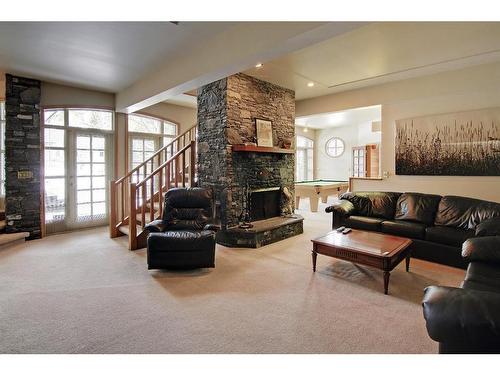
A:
296,135,314,181
325,137,345,158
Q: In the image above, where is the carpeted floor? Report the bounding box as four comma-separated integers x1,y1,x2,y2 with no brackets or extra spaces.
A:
0,199,464,354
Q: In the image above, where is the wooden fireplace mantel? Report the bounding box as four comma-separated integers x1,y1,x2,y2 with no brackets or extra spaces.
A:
232,144,295,154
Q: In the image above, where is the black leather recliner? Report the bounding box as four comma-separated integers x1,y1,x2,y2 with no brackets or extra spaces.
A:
326,192,500,269
145,187,220,270
422,219,500,353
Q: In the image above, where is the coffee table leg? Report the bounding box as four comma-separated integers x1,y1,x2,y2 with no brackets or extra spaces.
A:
312,251,317,272
406,254,411,272
383,271,390,295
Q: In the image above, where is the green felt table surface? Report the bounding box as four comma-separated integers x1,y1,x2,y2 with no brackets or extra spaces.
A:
295,179,348,186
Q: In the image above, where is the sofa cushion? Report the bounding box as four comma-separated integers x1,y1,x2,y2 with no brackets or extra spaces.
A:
475,217,500,237
462,262,500,293
344,215,383,231
341,192,401,219
434,195,500,230
395,192,441,225
380,220,426,239
425,226,475,248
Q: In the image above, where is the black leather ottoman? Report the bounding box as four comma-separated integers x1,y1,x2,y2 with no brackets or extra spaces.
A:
147,230,216,270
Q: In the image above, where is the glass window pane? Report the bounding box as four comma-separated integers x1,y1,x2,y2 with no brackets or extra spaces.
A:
163,136,174,147
77,177,91,190
92,150,105,163
77,163,91,176
128,114,161,134
78,203,92,218
77,150,90,162
77,190,91,203
45,178,65,222
93,202,106,216
93,189,106,202
45,149,65,176
44,109,65,126
45,128,65,148
92,136,105,150
144,140,155,151
92,176,105,189
163,122,177,135
92,163,105,176
69,109,112,130
132,139,143,151
77,136,90,149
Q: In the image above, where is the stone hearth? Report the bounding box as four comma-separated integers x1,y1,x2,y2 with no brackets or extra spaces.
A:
197,73,303,248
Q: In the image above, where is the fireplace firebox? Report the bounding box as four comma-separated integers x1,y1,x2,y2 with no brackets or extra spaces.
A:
249,187,281,222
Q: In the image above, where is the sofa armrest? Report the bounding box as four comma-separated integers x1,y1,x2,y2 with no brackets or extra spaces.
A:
325,200,355,229
462,236,500,264
475,217,500,237
144,220,168,233
422,286,500,347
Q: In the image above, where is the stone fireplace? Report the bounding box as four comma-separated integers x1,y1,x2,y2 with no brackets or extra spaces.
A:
197,73,303,248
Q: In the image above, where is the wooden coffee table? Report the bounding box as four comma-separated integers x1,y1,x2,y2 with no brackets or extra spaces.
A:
311,229,413,294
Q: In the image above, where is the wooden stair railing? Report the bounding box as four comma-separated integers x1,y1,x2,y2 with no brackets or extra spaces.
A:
109,125,197,250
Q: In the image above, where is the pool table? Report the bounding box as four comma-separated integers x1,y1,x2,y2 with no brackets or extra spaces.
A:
294,180,349,212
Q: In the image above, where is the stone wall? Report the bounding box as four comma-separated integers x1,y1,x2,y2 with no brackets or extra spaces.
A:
4,74,41,239
197,73,295,230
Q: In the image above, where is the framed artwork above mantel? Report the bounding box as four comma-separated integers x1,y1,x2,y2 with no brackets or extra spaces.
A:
255,118,273,147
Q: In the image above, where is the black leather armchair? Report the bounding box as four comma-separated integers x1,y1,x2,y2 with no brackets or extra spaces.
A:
145,187,220,270
422,235,500,353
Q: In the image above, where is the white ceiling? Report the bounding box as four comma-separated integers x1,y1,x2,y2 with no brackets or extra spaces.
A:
296,105,381,129
244,22,500,100
0,22,234,92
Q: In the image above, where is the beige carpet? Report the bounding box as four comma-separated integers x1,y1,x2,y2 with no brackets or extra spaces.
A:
0,199,464,354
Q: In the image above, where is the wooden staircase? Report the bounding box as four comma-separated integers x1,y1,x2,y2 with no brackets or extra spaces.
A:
109,125,197,250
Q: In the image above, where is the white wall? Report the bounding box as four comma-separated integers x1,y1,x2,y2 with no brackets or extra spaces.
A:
314,121,381,180
296,61,500,203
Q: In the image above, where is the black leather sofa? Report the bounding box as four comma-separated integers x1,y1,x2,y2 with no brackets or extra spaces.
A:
423,228,500,353
326,192,500,269
145,187,220,270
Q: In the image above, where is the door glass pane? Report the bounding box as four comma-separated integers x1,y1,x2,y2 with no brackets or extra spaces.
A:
45,128,65,147
92,150,105,163
92,176,105,189
92,163,105,176
92,137,105,150
77,177,91,189
45,178,65,222
93,189,106,202
45,149,65,176
77,150,90,162
78,203,92,218
69,110,113,130
77,163,91,176
77,135,90,149
93,202,106,216
77,190,91,204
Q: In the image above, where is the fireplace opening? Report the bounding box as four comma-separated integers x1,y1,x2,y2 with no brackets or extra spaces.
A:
249,187,281,222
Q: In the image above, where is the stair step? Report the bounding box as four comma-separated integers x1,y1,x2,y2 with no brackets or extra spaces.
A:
117,224,142,237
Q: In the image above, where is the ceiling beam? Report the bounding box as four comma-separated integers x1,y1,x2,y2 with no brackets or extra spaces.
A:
115,22,367,113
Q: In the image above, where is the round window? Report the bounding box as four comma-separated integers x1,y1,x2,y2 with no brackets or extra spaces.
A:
325,137,345,158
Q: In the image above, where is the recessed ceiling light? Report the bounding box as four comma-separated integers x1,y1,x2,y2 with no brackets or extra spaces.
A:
304,127,308,133
307,82,315,87
255,63,263,68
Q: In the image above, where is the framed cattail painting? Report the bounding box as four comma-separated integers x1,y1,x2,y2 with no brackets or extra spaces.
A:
395,107,500,175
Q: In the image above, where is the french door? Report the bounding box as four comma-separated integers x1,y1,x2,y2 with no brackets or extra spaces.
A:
44,129,112,233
